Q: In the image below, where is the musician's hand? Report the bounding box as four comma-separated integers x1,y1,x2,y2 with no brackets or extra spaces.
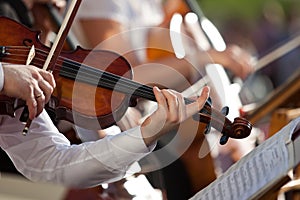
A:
207,44,254,79
141,86,209,146
0,64,56,119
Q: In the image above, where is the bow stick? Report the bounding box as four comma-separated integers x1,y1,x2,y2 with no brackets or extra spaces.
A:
22,0,82,135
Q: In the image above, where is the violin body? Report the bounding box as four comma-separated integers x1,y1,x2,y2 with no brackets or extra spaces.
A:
0,16,133,129
31,3,78,50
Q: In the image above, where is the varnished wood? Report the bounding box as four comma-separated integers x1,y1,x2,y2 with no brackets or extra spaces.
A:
269,108,300,136
256,175,292,200
0,16,132,129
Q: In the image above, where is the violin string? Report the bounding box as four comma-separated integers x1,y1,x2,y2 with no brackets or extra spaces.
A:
4,47,157,100
4,47,193,104
4,47,171,101
60,63,157,101
55,57,156,100
4,47,177,101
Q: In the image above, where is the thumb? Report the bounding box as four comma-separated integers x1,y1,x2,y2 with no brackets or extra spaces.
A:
186,86,210,117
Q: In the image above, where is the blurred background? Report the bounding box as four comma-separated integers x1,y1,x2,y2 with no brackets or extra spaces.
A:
0,1,299,199
199,0,300,103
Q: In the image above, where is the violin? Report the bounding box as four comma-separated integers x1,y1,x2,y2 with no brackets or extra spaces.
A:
31,2,78,50
0,16,252,145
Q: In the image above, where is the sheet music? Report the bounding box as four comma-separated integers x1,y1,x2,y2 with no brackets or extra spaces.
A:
190,117,300,200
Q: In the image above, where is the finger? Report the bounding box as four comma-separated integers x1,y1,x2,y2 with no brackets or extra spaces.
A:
186,86,210,117
161,89,179,122
34,68,54,104
166,90,187,123
153,86,167,109
35,91,45,117
175,92,186,122
141,87,167,134
26,86,38,120
38,78,53,103
38,69,56,89
196,86,210,108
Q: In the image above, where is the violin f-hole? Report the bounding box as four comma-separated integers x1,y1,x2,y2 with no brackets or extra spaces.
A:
23,38,34,47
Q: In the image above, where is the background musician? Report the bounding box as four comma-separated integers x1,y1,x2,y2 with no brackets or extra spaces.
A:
74,0,256,199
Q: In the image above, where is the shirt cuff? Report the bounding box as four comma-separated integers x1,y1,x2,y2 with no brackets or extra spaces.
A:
0,62,4,92
85,126,156,174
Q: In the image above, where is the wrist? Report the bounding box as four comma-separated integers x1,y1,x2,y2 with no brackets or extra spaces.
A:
140,118,160,147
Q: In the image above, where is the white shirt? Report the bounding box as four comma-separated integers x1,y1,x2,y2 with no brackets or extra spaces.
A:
0,108,155,187
77,0,164,61
0,1,161,188
77,0,163,29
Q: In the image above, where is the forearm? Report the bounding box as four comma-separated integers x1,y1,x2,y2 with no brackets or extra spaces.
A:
0,109,154,188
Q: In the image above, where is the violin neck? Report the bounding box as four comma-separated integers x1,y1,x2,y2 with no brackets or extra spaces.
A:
60,60,157,101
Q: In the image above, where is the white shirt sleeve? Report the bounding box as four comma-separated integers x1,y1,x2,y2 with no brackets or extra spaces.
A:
0,62,4,92
0,109,155,188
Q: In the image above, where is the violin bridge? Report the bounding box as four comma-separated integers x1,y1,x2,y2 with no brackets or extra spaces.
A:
26,45,35,65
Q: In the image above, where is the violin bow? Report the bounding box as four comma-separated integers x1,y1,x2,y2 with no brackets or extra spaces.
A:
22,0,82,135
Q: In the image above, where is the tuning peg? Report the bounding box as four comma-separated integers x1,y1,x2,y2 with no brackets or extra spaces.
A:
221,106,229,116
220,135,229,145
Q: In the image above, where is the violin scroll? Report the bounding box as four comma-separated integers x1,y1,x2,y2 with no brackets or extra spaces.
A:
231,117,252,139
195,103,252,145
218,117,252,145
